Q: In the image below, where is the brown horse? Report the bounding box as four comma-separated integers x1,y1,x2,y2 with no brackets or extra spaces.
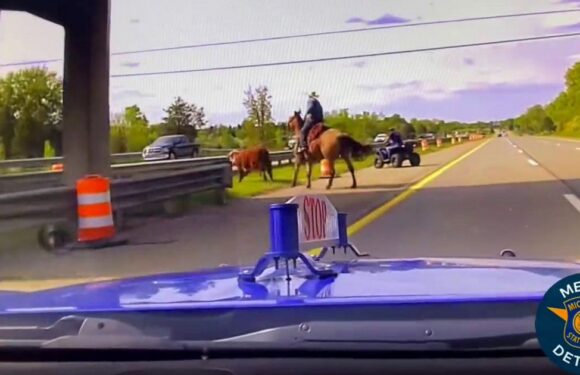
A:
288,111,373,190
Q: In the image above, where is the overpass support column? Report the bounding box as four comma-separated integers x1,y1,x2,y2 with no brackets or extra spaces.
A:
62,0,111,185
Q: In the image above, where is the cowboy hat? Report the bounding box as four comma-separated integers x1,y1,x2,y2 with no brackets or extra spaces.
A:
309,91,319,99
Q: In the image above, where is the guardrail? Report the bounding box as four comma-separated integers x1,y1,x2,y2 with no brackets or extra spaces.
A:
0,150,294,194
0,148,236,173
0,162,233,236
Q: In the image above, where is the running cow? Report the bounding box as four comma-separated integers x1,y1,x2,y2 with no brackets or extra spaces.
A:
228,147,274,182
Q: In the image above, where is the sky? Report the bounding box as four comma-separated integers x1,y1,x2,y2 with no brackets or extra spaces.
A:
0,0,579,125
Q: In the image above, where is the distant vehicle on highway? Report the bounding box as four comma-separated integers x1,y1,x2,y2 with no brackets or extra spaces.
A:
142,135,200,161
373,133,388,143
418,133,436,141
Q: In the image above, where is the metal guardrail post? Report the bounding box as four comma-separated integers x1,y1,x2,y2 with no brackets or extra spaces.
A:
215,164,232,205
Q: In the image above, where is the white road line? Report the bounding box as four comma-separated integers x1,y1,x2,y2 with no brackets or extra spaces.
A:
527,158,538,166
518,150,523,154
564,194,580,214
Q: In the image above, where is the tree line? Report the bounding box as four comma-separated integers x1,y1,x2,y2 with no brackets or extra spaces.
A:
501,62,580,136
0,67,493,159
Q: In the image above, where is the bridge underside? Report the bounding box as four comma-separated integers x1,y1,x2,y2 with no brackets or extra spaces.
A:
0,0,111,185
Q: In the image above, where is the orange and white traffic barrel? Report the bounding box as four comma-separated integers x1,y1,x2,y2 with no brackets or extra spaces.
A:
51,163,63,172
320,159,333,178
76,175,115,243
421,139,429,151
436,138,442,147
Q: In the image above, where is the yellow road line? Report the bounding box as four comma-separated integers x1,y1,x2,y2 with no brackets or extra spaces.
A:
309,139,491,256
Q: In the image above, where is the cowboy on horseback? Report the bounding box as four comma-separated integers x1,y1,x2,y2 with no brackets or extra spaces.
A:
298,92,324,153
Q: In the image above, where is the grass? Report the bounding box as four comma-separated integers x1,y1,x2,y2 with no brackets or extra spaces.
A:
544,133,580,141
228,156,376,198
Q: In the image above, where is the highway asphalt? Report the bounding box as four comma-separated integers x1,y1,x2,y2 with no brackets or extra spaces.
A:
348,135,580,261
0,140,484,287
1,134,577,293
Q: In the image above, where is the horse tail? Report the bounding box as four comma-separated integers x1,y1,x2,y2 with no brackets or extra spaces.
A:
338,135,373,158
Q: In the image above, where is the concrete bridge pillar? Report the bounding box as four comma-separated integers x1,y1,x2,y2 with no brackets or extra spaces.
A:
61,0,111,185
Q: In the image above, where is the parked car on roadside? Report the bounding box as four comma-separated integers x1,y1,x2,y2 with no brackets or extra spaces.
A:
142,135,200,161
373,133,388,143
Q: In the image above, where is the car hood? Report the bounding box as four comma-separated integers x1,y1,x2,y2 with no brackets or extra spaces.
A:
1,257,578,314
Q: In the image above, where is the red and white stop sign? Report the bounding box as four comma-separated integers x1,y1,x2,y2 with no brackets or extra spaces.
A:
286,195,339,249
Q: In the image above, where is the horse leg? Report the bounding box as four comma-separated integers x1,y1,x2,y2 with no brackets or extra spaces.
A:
306,159,313,189
267,160,274,182
344,156,357,189
326,160,336,190
292,158,301,187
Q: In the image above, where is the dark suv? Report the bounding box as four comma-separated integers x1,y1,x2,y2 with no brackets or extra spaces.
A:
142,135,200,161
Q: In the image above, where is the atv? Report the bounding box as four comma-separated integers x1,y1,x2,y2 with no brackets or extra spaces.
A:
374,140,421,168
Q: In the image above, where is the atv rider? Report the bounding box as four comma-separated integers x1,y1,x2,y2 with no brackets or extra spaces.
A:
298,92,324,153
386,128,403,153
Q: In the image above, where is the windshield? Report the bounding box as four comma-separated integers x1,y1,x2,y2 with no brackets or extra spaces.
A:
1,0,580,354
151,136,179,146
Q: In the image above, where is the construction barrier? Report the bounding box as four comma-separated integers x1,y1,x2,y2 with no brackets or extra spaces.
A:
320,159,333,179
76,175,115,243
421,139,429,151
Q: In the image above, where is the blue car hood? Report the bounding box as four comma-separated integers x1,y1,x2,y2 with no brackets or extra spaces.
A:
1,257,579,314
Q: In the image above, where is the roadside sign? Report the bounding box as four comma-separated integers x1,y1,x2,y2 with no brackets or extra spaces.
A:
286,195,339,250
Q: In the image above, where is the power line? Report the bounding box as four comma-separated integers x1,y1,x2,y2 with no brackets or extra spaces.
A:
110,31,580,78
1,8,579,68
111,9,580,55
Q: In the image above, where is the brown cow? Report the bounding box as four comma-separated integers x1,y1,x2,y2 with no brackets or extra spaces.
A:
228,147,273,182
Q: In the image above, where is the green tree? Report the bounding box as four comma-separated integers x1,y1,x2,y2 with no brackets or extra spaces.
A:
161,96,202,141
124,105,150,151
0,67,62,158
242,86,275,146
401,123,416,139
546,62,580,132
109,113,128,153
238,118,261,147
218,126,239,148
515,105,554,134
